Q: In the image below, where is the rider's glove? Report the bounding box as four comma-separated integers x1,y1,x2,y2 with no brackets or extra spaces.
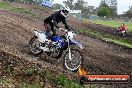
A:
59,28,68,32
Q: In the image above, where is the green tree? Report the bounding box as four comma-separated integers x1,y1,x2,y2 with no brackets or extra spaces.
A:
100,0,117,16
63,0,96,18
97,7,110,17
52,3,62,10
99,1,109,8
74,0,89,17
124,10,132,18
63,0,74,10
82,6,97,18
74,0,85,10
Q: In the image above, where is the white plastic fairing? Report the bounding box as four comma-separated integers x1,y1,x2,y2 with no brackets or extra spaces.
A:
33,30,48,43
68,31,75,39
33,30,38,36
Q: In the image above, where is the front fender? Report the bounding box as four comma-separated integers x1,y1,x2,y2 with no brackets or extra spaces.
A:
69,40,83,49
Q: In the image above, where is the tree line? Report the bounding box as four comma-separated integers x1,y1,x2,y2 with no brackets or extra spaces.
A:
1,0,132,18
52,0,118,18
53,0,132,19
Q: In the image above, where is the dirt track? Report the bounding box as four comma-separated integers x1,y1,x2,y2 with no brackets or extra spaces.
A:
0,4,132,87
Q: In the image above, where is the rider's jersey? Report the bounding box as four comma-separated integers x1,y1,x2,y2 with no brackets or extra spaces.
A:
120,25,126,31
120,23,126,31
44,10,69,30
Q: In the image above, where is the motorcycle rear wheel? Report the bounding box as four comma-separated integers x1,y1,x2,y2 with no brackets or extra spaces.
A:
29,36,43,55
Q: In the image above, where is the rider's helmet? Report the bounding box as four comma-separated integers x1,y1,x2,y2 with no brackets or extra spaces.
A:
60,5,70,18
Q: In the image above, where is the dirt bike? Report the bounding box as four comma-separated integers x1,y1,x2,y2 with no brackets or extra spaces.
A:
113,28,127,37
29,28,84,72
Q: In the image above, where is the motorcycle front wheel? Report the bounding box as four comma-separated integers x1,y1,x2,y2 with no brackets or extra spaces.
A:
29,36,43,55
122,32,127,37
63,49,83,72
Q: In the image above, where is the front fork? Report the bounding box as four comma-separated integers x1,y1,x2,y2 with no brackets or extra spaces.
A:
67,37,72,61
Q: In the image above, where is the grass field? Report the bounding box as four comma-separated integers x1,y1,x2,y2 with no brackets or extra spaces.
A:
88,20,132,32
79,28,132,48
0,2,32,14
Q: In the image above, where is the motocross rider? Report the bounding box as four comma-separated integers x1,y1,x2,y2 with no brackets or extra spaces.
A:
115,23,126,33
120,23,126,32
44,6,70,36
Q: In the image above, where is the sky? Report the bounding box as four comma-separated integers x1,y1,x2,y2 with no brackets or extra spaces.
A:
52,0,132,14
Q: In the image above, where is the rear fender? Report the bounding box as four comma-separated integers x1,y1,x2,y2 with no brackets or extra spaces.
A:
122,30,126,33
